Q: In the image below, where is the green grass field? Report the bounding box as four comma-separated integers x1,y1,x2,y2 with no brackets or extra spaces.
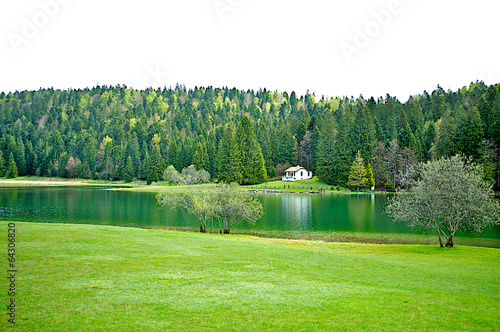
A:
2,222,498,331
0,176,358,194
248,177,335,192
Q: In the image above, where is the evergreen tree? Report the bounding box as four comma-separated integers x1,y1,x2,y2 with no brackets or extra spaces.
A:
192,141,206,171
124,155,135,182
216,123,242,183
0,151,5,176
316,119,336,184
236,116,267,185
347,151,367,191
350,105,376,162
166,139,178,171
432,109,457,158
15,138,26,176
125,133,140,176
398,110,416,150
422,121,436,160
331,113,353,186
206,133,217,177
141,150,149,181
25,140,36,175
147,134,163,184
456,106,484,161
7,153,18,178
277,129,295,165
365,162,375,189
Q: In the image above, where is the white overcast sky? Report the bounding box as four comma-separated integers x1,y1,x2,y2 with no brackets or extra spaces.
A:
1,0,499,102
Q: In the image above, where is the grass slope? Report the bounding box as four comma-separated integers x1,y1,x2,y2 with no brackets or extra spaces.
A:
248,177,333,192
1,222,498,331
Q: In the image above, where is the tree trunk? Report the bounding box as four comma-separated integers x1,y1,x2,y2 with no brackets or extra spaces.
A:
445,235,454,247
437,227,443,247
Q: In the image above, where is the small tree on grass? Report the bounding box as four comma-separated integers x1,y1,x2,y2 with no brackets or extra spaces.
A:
157,188,213,233
156,184,263,234
212,184,263,234
163,165,182,185
384,155,500,247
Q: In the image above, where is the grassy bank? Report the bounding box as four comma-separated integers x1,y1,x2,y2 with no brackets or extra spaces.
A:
0,176,133,188
148,226,500,248
0,176,368,194
2,222,498,331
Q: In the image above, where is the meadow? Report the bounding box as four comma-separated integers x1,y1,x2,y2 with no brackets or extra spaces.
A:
2,221,498,331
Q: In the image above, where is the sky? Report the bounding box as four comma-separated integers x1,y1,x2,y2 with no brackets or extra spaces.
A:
1,0,499,102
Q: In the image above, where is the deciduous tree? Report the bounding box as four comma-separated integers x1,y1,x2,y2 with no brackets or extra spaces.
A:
385,155,500,247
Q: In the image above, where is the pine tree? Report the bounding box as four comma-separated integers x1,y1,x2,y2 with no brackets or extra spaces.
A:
125,133,140,176
166,139,178,171
25,140,36,175
7,153,18,178
0,151,6,177
147,134,163,185
124,156,135,182
365,162,375,189
216,123,242,183
398,110,416,150
139,142,149,180
278,129,295,165
15,138,26,176
316,121,336,185
456,106,484,161
236,116,267,185
141,150,149,181
331,113,353,186
192,141,206,171
350,105,376,162
347,151,367,191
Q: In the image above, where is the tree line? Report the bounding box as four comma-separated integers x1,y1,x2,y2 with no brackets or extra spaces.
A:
1,82,499,188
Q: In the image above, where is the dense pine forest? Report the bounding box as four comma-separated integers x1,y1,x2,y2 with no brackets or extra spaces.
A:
1,82,499,189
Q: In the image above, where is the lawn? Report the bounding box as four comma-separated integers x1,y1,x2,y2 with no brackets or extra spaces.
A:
2,222,499,331
247,177,336,192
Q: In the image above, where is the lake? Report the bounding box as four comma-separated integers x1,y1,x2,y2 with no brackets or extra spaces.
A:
1,186,499,241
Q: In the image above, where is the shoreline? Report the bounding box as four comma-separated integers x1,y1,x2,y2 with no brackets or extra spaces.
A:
0,177,386,194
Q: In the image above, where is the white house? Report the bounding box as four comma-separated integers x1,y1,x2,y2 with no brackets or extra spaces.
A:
282,166,312,181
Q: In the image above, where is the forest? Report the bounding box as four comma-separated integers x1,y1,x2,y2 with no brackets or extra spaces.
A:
0,81,499,189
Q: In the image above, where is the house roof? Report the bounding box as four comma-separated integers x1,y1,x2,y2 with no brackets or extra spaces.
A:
285,166,306,172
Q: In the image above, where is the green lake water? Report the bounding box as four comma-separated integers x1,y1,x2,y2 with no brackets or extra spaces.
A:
0,186,499,242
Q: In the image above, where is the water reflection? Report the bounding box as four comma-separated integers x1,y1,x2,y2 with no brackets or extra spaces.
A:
0,187,498,240
281,194,312,230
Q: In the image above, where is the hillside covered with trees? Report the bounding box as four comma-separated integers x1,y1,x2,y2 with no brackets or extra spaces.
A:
1,82,499,188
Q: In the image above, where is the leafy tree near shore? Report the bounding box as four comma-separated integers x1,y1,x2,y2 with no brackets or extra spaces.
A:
163,165,182,185
384,155,500,247
211,183,263,234
156,184,263,234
